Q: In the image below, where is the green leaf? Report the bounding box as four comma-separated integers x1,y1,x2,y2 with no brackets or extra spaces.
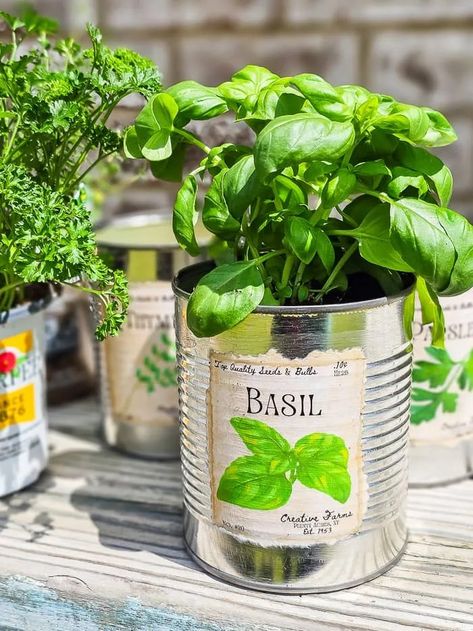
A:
291,73,340,104
353,160,392,178
230,417,291,458
395,143,453,207
173,174,200,256
411,389,458,425
403,287,415,340
375,104,430,143
218,65,279,107
349,205,413,272
273,175,307,208
416,277,445,348
389,198,456,293
314,227,335,272
123,127,143,159
419,108,457,147
134,93,178,148
141,129,172,161
294,433,351,504
284,216,317,264
187,261,265,337
150,141,186,182
458,350,473,391
223,155,260,219
167,80,228,121
217,455,293,510
321,168,357,208
254,113,355,178
387,167,429,199
436,208,473,296
202,170,241,239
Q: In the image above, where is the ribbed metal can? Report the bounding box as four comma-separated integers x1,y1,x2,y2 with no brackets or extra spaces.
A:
410,289,473,487
97,212,207,459
0,301,48,497
173,262,414,593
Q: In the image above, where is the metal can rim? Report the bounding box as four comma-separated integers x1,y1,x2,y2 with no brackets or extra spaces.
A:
95,211,181,252
173,261,415,315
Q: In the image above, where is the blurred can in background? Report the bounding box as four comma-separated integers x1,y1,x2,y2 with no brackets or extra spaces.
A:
410,289,473,486
96,211,207,459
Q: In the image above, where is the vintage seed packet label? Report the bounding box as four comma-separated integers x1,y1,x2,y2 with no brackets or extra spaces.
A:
411,290,473,446
0,328,46,497
208,348,367,544
104,281,178,428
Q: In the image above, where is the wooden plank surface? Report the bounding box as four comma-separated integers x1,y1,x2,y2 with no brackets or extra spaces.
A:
0,398,472,631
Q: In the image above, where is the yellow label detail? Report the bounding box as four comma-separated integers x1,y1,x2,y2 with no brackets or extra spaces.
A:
0,383,36,429
0,330,33,354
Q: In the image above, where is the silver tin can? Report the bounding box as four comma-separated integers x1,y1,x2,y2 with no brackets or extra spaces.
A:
410,289,473,487
174,263,414,593
0,301,48,497
97,212,207,459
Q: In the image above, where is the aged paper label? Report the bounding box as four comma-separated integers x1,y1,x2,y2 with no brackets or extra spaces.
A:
104,281,178,427
411,289,473,446
208,348,367,544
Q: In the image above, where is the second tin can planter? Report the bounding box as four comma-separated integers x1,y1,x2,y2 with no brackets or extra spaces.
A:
410,289,473,487
174,263,414,593
97,212,207,459
0,301,48,497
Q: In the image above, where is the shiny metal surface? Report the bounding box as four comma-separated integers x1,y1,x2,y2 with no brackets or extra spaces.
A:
174,263,414,593
97,212,201,459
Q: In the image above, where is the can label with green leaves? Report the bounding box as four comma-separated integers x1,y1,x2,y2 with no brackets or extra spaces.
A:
208,348,367,544
411,290,473,445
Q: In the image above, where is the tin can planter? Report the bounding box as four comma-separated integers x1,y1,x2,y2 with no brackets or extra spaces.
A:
97,212,208,459
0,301,48,497
174,262,414,593
410,289,473,487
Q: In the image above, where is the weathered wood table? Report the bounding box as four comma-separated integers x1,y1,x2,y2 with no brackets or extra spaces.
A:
0,398,472,631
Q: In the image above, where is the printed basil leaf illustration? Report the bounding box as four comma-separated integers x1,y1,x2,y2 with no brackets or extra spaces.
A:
218,418,352,510
411,345,473,425
230,417,291,458
217,455,293,510
294,433,351,504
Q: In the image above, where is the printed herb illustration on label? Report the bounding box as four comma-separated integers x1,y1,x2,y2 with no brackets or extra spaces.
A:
217,418,351,510
135,332,178,394
209,349,367,544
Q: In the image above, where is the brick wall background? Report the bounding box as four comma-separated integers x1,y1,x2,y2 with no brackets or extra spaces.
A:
6,0,473,218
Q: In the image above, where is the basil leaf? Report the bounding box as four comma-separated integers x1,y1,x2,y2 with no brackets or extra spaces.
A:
230,417,291,458
167,80,228,122
321,168,357,209
284,216,317,264
395,143,453,207
314,227,335,272
202,170,241,238
217,455,292,510
123,126,142,159
291,73,340,103
187,261,265,337
436,207,473,296
351,204,413,272
255,113,355,178
218,65,279,107
294,433,351,504
173,174,200,256
141,128,172,161
419,108,457,147
353,160,391,178
134,93,177,147
223,155,260,219
273,175,307,208
387,166,429,199
416,277,445,347
150,141,186,182
389,198,456,293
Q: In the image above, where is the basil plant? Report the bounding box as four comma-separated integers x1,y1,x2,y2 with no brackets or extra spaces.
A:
126,65,473,341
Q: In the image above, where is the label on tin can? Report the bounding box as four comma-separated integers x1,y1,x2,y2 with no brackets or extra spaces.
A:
411,290,473,446
0,328,46,497
104,282,178,427
208,348,367,544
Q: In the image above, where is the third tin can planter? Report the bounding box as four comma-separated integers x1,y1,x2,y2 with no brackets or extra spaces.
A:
97,212,208,459
174,263,414,593
410,289,473,487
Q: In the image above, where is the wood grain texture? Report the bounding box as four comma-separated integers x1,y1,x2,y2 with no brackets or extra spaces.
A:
0,397,472,631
